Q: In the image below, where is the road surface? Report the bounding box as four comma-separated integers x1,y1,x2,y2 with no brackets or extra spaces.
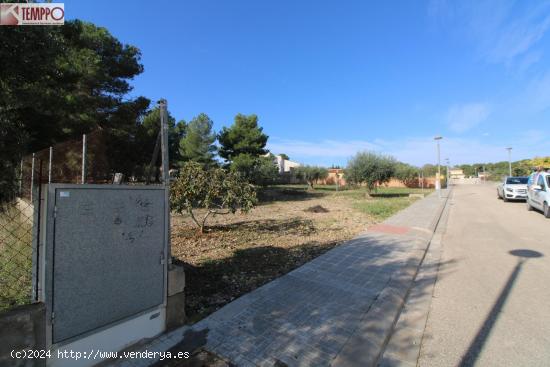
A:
418,183,550,366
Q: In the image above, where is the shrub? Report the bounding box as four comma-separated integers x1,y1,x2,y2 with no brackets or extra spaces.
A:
171,162,257,233
394,162,419,186
230,154,279,186
295,165,329,189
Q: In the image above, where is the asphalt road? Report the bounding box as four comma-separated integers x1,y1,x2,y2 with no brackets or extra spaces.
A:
418,183,550,367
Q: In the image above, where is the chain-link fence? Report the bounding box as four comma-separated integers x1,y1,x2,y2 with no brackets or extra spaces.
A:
1,130,160,312
22,129,164,187
1,122,166,313
0,160,42,312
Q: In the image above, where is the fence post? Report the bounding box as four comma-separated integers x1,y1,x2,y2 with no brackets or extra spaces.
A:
33,160,44,302
81,134,87,184
19,158,23,195
159,99,171,266
48,146,53,184
146,132,161,184
30,153,35,201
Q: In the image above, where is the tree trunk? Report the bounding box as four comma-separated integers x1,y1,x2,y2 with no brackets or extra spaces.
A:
200,211,212,234
188,208,206,234
365,187,372,199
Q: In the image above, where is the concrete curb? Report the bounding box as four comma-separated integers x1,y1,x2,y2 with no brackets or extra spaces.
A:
378,189,452,367
332,189,452,367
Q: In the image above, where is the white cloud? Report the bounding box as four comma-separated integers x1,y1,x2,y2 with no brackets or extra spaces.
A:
487,11,550,64
446,103,490,133
428,0,550,67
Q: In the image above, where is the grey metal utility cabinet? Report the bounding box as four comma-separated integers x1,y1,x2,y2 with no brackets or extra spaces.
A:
37,184,168,367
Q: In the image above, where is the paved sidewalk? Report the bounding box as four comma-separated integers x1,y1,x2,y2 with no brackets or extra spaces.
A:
112,190,449,367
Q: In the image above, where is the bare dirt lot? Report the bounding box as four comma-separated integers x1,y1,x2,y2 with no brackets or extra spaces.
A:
171,185,427,322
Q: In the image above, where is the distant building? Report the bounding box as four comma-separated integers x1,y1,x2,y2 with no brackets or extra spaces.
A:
268,154,301,174
449,168,465,180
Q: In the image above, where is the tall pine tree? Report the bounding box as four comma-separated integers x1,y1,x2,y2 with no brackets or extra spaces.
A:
178,113,217,167
217,114,268,162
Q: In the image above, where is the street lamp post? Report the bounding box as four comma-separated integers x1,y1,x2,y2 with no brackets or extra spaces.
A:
445,158,450,187
506,147,512,177
434,136,443,197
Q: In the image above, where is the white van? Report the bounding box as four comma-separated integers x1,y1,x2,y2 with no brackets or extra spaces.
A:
526,172,550,218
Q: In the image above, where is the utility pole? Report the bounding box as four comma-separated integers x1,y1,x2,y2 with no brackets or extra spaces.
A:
506,147,512,177
434,136,443,197
159,99,172,266
445,158,450,187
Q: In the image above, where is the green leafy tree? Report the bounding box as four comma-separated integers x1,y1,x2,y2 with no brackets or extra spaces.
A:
457,164,476,177
251,156,279,186
0,113,27,202
295,165,329,189
217,113,272,182
421,164,447,179
1,19,151,188
229,154,257,180
279,153,290,160
0,20,148,152
530,157,550,168
171,162,257,233
512,163,531,177
138,107,186,172
455,159,539,180
394,162,419,186
230,154,279,186
346,152,396,194
421,164,438,177
218,114,268,161
179,113,217,167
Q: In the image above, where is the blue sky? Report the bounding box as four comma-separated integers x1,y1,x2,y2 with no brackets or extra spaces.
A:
65,0,550,167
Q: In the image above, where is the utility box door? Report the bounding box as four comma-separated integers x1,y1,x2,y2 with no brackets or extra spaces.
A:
49,186,166,344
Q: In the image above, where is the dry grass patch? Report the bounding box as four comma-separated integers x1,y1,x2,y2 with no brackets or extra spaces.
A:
171,186,428,322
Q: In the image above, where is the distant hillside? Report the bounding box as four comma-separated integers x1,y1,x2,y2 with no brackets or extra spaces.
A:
455,157,550,179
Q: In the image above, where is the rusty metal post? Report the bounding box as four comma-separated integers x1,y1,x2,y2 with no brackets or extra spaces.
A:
81,134,87,184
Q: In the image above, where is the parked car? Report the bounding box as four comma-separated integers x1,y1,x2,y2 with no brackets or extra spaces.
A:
497,176,528,202
526,172,550,218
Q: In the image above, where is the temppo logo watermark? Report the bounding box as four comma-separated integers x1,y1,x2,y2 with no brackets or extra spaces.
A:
0,3,64,26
